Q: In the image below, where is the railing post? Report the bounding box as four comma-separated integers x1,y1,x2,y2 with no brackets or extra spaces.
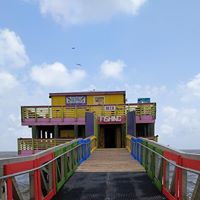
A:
181,169,187,200
48,106,50,122
17,138,20,155
191,175,200,200
21,107,24,122
35,107,37,122
62,106,64,122
29,172,35,200
0,180,6,200
32,138,34,153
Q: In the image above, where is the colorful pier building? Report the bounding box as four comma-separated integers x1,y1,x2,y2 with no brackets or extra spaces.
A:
3,91,200,200
19,91,156,155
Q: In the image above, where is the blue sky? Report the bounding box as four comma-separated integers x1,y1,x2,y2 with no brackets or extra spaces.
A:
0,0,200,150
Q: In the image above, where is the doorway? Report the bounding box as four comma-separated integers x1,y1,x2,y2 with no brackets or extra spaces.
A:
98,125,124,148
104,126,116,148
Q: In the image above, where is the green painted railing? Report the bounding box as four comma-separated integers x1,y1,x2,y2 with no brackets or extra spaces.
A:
126,135,200,200
0,136,97,200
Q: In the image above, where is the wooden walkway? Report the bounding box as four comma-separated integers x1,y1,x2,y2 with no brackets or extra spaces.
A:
54,149,166,200
77,148,145,172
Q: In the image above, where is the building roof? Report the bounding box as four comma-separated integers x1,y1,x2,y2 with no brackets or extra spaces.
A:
49,91,126,98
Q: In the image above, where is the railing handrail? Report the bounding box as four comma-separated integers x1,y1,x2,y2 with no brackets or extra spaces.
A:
0,143,82,180
21,103,156,122
0,139,79,164
0,136,96,200
21,102,156,108
126,134,200,161
139,142,200,174
18,138,72,141
141,137,200,159
126,134,200,200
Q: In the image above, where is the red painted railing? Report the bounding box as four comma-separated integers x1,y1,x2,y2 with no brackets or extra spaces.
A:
0,137,95,200
127,135,200,200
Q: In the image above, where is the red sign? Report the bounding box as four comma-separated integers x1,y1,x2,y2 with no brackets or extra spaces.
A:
97,116,126,124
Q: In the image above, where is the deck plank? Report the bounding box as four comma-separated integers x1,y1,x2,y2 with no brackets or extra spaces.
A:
77,148,145,172
54,149,166,200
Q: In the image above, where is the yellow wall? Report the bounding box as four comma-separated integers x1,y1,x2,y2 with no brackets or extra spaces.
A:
87,94,124,105
51,94,125,106
60,130,74,138
52,96,66,106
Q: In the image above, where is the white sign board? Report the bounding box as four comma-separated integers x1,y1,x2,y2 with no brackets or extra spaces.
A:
66,96,86,105
104,106,116,111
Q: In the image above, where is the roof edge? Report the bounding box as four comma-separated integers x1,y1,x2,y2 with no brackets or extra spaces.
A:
49,91,126,98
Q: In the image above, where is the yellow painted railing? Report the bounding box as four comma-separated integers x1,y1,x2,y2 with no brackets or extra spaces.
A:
18,138,72,151
90,136,97,153
21,103,156,121
126,135,132,153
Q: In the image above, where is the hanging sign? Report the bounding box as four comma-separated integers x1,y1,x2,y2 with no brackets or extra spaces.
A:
66,96,86,105
97,116,126,124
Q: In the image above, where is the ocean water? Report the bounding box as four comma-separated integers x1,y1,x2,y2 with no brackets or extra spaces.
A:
0,151,18,158
181,149,200,154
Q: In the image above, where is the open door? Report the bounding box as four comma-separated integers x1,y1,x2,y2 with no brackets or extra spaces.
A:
85,112,94,137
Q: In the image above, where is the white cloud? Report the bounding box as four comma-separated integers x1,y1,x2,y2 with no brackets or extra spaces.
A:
100,60,125,79
0,71,19,94
0,29,29,68
37,0,147,25
124,83,167,102
30,62,86,87
158,106,200,148
185,73,200,97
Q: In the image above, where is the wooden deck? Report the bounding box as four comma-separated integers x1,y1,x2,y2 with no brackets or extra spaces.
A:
77,148,145,172
54,149,165,200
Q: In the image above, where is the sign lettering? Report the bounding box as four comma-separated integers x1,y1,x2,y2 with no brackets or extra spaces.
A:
104,106,116,111
97,116,126,124
66,96,86,105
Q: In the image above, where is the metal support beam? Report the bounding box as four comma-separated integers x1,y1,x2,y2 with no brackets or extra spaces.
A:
192,175,200,200
169,169,176,195
74,125,78,138
29,172,35,200
182,170,187,200
54,126,59,139
12,177,24,200
32,126,39,139
0,180,6,200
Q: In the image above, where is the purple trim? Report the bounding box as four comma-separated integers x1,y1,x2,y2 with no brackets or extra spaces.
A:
136,115,155,124
19,150,41,156
22,117,85,126
22,116,154,126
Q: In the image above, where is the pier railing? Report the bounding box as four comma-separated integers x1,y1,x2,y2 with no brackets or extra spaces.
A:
21,103,156,122
0,136,97,200
17,138,72,154
126,135,200,200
